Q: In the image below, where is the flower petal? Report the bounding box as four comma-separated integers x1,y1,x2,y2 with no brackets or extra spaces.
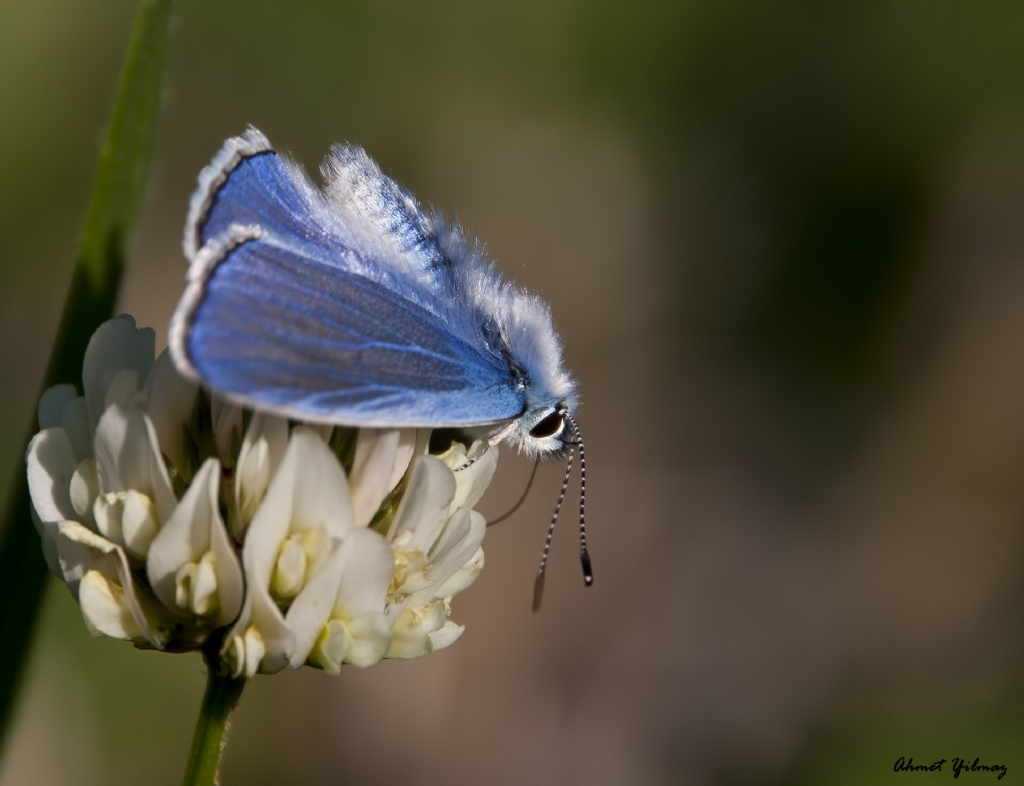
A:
38,385,77,430
69,459,99,528
144,349,200,473
104,368,141,411
225,583,296,675
82,315,154,431
211,395,244,468
207,504,245,627
387,455,456,553
427,619,465,652
350,429,400,528
228,427,353,673
434,545,485,598
334,528,395,617
56,520,169,648
119,490,159,557
309,620,348,675
426,509,487,595
284,544,346,669
93,403,176,524
389,429,421,489
287,527,394,668
341,614,392,667
313,612,392,671
234,412,288,536
288,427,355,540
26,428,78,525
60,397,92,462
147,457,243,626
239,445,300,595
78,569,144,641
446,440,499,513
386,601,448,659
127,326,156,385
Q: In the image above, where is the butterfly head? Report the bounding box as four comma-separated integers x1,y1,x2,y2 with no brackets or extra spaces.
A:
521,399,592,612
500,399,576,462
462,396,590,611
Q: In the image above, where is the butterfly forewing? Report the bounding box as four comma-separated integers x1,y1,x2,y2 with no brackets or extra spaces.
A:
177,225,525,427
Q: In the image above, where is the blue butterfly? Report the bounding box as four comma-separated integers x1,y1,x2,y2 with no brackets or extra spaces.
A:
169,128,591,602
170,128,579,458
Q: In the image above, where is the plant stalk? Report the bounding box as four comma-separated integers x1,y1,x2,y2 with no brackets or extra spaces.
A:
181,650,246,786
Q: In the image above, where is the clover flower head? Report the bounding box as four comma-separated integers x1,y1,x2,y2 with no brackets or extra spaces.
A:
27,315,495,676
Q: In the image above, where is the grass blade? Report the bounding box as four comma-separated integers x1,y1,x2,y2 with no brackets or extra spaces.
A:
0,0,176,749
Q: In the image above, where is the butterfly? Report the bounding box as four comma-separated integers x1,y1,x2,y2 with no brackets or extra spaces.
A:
169,128,591,605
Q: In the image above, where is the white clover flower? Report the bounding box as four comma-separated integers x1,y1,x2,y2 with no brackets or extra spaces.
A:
383,441,497,659
26,315,496,677
147,457,243,629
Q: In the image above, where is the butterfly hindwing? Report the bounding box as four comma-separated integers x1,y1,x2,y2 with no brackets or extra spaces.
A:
171,226,526,427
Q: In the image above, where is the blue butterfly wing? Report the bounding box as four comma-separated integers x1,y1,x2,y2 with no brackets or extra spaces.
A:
184,128,454,313
175,129,526,427
174,228,526,427
184,129,336,259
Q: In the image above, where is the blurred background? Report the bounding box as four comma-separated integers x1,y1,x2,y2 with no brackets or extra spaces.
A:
3,1,1024,784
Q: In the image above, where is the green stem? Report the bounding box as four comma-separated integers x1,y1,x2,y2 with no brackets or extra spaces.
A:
181,651,246,786
0,0,176,750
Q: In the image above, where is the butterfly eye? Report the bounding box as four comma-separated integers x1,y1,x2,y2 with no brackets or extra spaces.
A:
529,412,564,439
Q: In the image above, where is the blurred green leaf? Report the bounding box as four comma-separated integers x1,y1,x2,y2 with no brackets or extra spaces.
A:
0,0,175,751
771,689,1024,786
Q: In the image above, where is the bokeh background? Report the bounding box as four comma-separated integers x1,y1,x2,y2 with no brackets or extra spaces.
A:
3,1,1024,784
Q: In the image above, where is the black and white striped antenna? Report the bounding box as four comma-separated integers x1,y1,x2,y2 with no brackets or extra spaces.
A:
532,409,592,611
566,411,593,589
